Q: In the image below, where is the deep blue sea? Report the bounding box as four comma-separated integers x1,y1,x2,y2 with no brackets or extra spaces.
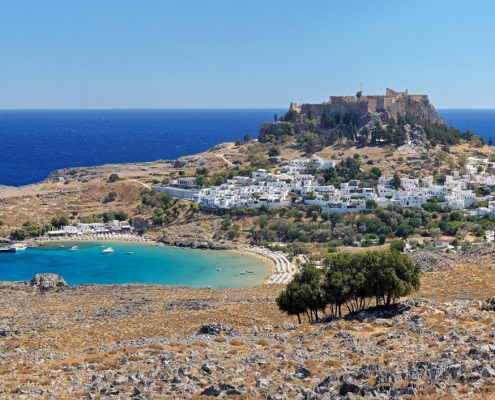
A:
0,109,284,186
0,108,493,187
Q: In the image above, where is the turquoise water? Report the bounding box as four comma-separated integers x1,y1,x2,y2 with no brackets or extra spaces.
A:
0,242,269,288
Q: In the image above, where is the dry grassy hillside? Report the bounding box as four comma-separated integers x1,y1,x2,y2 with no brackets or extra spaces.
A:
1,257,495,399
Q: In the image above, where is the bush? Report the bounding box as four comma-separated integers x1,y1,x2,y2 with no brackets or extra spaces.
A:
51,215,69,228
103,191,118,203
108,174,121,183
268,146,281,157
390,240,406,252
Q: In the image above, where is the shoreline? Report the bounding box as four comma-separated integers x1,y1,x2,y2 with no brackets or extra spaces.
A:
25,234,293,285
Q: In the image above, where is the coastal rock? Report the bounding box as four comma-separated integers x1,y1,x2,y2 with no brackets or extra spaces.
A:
28,273,68,291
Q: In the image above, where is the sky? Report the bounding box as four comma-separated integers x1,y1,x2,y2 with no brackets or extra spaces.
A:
0,0,493,109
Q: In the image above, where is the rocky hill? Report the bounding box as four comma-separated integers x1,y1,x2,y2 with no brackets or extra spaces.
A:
259,88,480,149
1,254,495,399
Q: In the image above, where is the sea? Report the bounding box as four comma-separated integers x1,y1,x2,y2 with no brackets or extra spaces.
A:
0,242,269,287
0,109,284,187
0,108,493,286
0,108,494,187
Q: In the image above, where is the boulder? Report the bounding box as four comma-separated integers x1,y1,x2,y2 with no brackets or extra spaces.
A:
201,385,221,397
197,323,235,336
339,377,361,396
294,365,311,379
29,273,67,291
482,297,495,311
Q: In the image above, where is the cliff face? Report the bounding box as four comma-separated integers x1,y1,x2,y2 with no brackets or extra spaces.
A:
387,94,443,125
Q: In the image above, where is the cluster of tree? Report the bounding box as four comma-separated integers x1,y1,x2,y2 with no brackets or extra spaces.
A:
50,215,69,228
260,110,485,152
10,222,52,240
195,166,256,188
78,210,128,224
219,216,241,240
248,200,495,248
139,190,180,226
276,251,421,323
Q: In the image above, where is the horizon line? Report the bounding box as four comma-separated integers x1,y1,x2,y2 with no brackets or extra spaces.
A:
0,106,495,111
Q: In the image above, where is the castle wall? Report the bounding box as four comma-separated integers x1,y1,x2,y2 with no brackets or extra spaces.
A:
293,89,441,125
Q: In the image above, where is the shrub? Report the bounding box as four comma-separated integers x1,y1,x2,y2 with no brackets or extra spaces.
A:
103,191,118,203
108,174,121,183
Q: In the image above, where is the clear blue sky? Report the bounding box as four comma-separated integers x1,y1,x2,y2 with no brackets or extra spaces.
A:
0,0,493,109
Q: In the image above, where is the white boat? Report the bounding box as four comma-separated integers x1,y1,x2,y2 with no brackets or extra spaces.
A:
102,247,114,254
217,268,222,271
9,244,27,252
70,245,78,251
125,251,134,255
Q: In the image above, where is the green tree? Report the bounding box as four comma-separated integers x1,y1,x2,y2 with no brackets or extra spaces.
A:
268,146,281,157
390,239,406,252
51,215,69,228
108,174,121,183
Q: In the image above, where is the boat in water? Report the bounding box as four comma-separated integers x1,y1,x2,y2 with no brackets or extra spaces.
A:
8,244,27,252
102,247,114,254
125,251,134,255
70,245,78,251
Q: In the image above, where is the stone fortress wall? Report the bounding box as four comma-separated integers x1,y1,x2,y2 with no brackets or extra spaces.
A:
291,88,435,123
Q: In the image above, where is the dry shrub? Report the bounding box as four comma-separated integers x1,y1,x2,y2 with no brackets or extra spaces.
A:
230,339,243,346
256,339,270,347
214,336,227,343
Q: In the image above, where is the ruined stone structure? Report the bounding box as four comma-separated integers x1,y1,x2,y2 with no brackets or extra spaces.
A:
288,88,443,126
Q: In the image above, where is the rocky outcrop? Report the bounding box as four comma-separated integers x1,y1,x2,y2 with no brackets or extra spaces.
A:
29,273,68,292
387,93,443,124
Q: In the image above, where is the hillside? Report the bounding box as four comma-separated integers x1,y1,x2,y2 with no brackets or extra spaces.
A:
1,255,495,399
259,88,482,150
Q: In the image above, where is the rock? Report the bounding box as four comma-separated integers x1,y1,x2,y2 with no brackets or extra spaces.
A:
197,323,235,336
201,363,212,374
339,378,361,396
482,297,495,311
0,325,20,337
28,273,67,291
201,385,221,397
294,365,311,379
300,387,318,400
256,379,270,389
480,365,495,378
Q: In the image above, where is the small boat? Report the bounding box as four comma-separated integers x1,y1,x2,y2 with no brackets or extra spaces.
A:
8,245,27,252
59,244,65,248
216,268,222,271
125,251,134,255
239,271,247,275
246,270,254,274
70,246,78,251
102,247,114,254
